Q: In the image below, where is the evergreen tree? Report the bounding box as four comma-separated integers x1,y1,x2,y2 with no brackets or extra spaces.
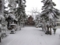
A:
40,0,60,34
15,0,26,26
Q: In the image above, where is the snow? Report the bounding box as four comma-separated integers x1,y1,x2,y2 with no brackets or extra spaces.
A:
0,26,60,45
0,15,5,19
9,14,15,19
56,28,60,35
48,13,54,19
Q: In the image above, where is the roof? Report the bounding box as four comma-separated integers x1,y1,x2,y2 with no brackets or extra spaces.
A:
28,16,33,19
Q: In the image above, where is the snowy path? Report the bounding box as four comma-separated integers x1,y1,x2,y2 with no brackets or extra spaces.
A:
0,26,60,45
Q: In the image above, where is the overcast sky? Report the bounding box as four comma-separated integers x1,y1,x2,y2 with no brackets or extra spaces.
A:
25,0,60,15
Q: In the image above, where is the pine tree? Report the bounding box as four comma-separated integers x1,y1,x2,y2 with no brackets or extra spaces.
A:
15,0,26,26
0,0,4,42
40,0,60,35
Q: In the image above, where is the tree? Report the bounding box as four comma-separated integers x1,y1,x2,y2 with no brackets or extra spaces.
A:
0,24,1,42
40,0,60,35
15,0,26,25
0,0,3,42
0,0,2,12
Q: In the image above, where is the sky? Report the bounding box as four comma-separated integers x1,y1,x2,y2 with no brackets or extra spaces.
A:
25,0,42,14
25,0,60,15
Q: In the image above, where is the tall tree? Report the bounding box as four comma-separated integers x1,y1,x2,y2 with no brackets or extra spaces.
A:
40,0,60,34
15,0,26,25
0,0,5,42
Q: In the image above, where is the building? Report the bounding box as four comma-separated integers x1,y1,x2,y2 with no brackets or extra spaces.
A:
25,16,35,25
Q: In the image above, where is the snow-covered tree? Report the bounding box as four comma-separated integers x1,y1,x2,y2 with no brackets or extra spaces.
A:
15,0,26,26
40,0,60,35
0,0,5,42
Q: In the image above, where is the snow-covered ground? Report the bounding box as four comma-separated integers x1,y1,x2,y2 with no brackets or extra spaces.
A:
0,26,60,45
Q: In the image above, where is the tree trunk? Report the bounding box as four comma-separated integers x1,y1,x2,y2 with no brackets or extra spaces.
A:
45,25,50,34
20,25,21,30
0,37,1,42
42,24,44,31
0,28,1,42
50,27,52,35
